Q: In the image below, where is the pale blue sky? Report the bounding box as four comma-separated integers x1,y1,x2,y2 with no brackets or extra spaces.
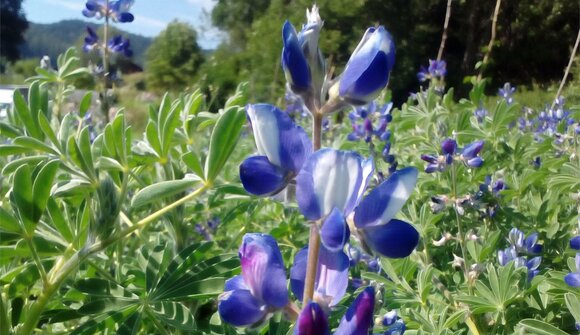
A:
23,0,225,49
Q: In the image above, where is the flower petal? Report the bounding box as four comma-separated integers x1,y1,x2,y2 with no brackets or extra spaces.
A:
294,302,330,335
224,275,248,291
246,104,312,173
334,286,375,335
290,245,349,307
354,167,418,229
565,272,580,287
117,12,134,22
360,219,419,258
296,149,365,220
461,140,484,159
240,156,288,196
282,21,311,91
239,233,288,308
218,289,267,326
320,208,350,252
441,139,457,155
570,236,580,250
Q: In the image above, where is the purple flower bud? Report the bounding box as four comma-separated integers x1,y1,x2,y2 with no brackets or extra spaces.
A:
441,138,457,155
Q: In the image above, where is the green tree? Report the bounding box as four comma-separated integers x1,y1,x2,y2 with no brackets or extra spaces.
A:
0,0,28,63
145,20,204,92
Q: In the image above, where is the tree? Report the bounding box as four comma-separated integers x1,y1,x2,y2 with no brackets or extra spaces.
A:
0,0,28,62
145,20,204,92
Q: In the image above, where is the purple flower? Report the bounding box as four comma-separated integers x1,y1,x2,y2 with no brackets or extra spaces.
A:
294,287,376,335
498,83,515,105
417,59,447,82
459,140,484,168
83,27,99,52
474,104,488,123
108,35,133,57
565,254,580,287
240,104,312,196
82,0,135,23
218,233,288,326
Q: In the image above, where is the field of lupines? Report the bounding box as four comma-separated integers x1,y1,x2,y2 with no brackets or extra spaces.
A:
1,1,580,334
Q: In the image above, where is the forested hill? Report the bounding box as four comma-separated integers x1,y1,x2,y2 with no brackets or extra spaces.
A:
19,20,152,65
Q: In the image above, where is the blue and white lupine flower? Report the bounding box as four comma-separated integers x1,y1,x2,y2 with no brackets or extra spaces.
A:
565,236,580,287
380,310,406,335
83,27,99,52
417,59,447,82
499,229,543,281
460,140,484,167
295,302,330,335
107,35,133,57
498,83,515,105
82,0,135,22
282,5,325,101
240,104,312,196
218,233,289,326
336,26,395,105
290,244,349,308
294,287,375,335
296,149,419,258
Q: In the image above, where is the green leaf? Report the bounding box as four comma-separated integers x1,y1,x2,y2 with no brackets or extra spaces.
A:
79,92,93,117
131,178,199,208
565,293,580,322
182,151,204,179
38,112,60,149
150,302,195,331
0,145,33,156
0,208,20,233
46,198,73,242
517,319,568,335
31,160,59,222
13,90,41,139
11,165,34,232
204,106,246,182
13,136,58,155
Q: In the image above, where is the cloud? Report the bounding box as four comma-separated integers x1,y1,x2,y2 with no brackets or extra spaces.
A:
186,0,215,10
41,0,82,11
134,15,168,28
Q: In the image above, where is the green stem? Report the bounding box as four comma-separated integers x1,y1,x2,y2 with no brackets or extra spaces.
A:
25,236,49,288
451,163,470,288
144,306,170,335
0,293,9,335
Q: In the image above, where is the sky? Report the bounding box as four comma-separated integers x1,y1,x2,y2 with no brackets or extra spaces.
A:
23,0,226,49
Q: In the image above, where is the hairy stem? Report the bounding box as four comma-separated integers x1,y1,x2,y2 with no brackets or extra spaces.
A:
451,164,470,287
302,113,323,305
551,29,580,111
437,0,453,61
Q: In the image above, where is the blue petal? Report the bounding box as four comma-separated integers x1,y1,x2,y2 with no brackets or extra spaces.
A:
117,12,134,22
82,8,96,17
282,21,311,90
441,139,457,155
240,156,288,196
246,104,312,174
290,245,349,307
320,208,350,252
218,289,267,326
339,51,390,104
239,233,288,308
354,167,418,229
316,245,349,306
296,149,366,220
467,157,484,168
339,27,394,105
290,247,308,301
224,275,248,291
360,219,419,258
570,236,580,250
334,286,375,335
385,319,406,335
526,257,542,271
565,273,580,287
294,302,330,335
461,140,484,159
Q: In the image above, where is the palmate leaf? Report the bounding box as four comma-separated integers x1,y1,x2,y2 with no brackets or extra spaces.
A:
69,305,140,335
150,301,196,331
